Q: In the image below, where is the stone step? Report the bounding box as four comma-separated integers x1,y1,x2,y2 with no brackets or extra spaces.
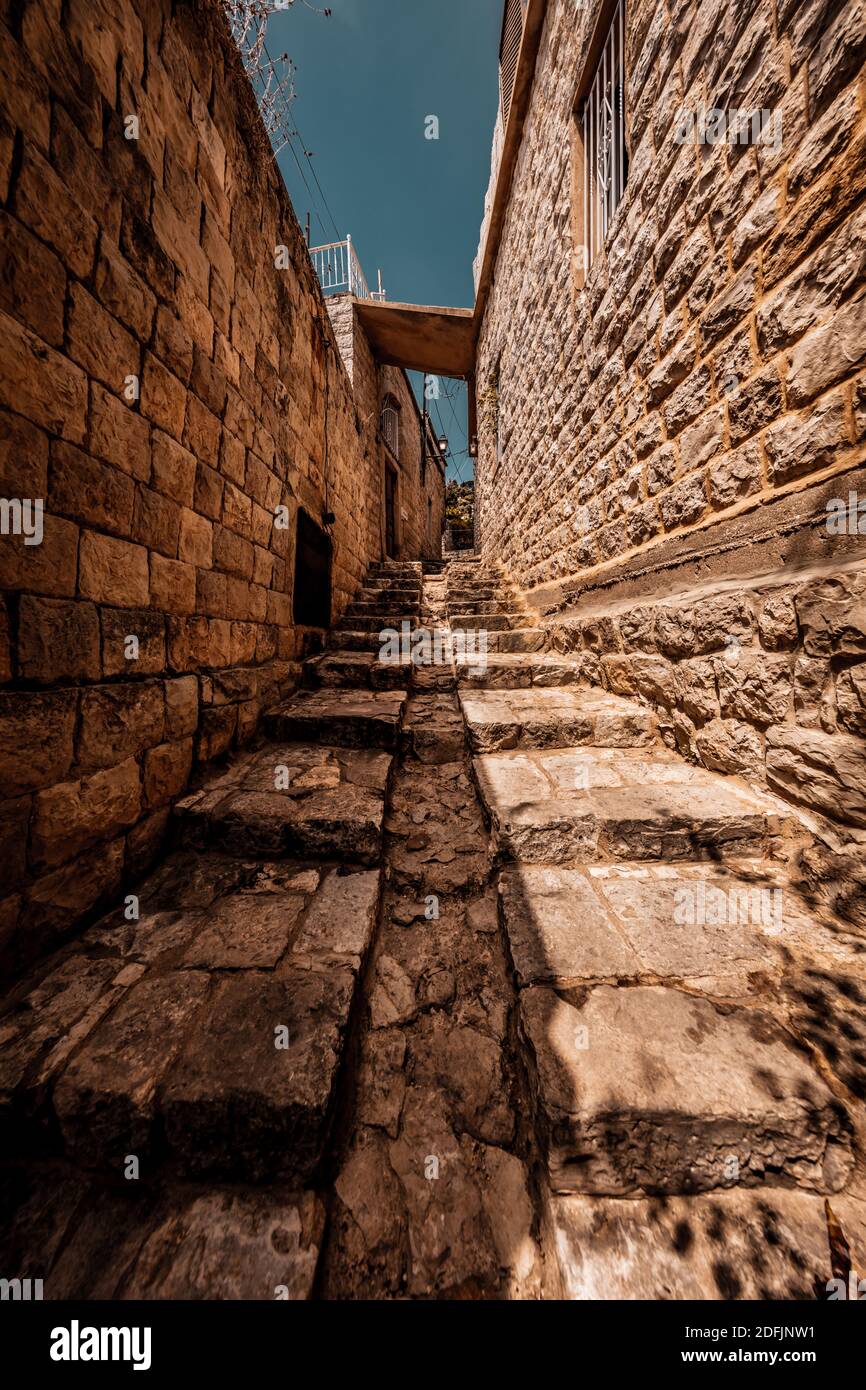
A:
447,583,508,600
461,687,657,753
552,1188,866,1299
356,580,421,594
0,851,380,1184
264,688,407,750
403,692,466,764
455,651,580,685
357,585,420,602
0,1162,326,1299
370,563,423,577
306,652,412,691
446,599,521,616
473,747,806,864
447,576,503,587
334,613,420,633
498,859,851,993
364,572,422,585
328,629,384,652
345,601,421,620
449,612,526,632
517,982,853,1196
484,629,549,655
173,743,393,864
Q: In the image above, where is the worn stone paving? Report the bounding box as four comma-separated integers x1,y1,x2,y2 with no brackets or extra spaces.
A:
319,713,548,1298
318,565,550,1297
2,556,866,1300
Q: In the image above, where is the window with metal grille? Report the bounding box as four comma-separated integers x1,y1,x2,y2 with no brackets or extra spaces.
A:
499,0,528,128
580,0,627,272
380,394,400,460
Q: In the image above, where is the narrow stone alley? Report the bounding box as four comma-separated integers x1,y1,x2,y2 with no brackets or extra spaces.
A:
3,0,866,1328
2,554,865,1299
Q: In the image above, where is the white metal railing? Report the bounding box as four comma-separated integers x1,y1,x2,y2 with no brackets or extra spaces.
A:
309,236,386,301
583,0,626,269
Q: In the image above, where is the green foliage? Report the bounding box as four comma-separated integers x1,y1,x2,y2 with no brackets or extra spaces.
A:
445,481,474,528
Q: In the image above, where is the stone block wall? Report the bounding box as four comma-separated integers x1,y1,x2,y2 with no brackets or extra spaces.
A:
544,541,866,925
0,0,424,975
379,365,446,564
475,0,866,596
547,562,866,835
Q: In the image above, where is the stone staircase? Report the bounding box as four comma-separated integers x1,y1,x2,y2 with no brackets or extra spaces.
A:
0,564,425,1296
447,557,548,653
1,556,864,1300
451,559,866,1298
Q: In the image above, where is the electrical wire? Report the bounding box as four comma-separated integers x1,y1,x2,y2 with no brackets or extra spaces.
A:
432,397,466,484
290,110,342,242
260,38,341,245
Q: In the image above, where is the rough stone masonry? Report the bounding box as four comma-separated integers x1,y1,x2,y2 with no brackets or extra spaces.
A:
473,0,866,926
0,0,442,978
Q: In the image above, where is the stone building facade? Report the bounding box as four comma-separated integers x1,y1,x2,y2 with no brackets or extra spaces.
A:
0,0,441,975
473,0,866,852
326,294,446,564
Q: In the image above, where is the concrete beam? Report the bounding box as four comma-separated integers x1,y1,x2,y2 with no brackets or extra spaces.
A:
354,299,475,378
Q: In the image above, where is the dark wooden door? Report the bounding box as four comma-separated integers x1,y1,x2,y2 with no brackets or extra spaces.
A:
293,508,332,628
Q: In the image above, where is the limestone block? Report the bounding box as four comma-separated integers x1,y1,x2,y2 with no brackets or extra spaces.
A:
17,596,101,682
836,662,866,735
694,717,765,779
766,724,866,825
795,572,866,656
522,984,853,1196
758,590,800,650
0,690,77,794
31,758,141,867
717,653,793,727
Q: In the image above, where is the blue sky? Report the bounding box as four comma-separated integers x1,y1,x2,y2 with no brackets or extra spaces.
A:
267,0,504,479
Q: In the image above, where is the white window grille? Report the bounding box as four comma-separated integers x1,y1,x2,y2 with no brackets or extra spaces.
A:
380,395,400,460
582,0,627,270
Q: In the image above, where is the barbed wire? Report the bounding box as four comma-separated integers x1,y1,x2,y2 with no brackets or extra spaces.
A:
222,1,331,158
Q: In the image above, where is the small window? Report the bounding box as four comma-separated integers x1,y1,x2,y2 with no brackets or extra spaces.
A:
380,393,400,460
578,0,628,274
